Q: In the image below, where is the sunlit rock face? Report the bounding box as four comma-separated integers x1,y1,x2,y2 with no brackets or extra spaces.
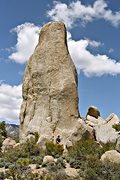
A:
19,22,80,145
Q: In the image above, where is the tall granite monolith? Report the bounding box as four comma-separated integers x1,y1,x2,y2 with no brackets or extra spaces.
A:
19,22,80,146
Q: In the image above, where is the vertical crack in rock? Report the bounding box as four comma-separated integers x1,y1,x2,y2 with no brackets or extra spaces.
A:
19,22,80,145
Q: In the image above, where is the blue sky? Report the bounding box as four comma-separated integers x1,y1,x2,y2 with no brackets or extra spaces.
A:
0,0,120,124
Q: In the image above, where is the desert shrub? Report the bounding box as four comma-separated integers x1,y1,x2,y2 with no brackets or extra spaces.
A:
68,139,120,180
0,172,5,180
16,158,30,166
0,121,7,151
3,137,44,167
68,140,102,168
113,123,120,132
5,163,31,180
44,170,69,180
101,142,116,154
0,121,7,138
45,141,64,158
21,138,40,157
56,157,66,169
30,155,43,165
79,155,120,180
0,158,12,168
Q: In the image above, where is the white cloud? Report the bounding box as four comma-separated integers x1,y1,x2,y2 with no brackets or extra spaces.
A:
47,0,120,28
109,48,114,53
9,23,40,64
8,23,120,77
84,38,102,48
67,33,120,76
0,83,22,123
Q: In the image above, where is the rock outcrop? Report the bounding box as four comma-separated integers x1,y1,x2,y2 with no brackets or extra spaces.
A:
95,114,119,144
1,137,16,152
101,150,120,164
19,22,80,146
86,106,100,119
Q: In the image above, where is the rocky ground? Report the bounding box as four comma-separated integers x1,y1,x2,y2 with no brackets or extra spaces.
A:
0,106,120,179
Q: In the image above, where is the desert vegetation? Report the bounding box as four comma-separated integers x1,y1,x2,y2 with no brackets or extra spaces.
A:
0,121,120,179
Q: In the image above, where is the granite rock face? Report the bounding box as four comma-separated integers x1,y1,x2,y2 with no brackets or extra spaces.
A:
95,113,119,144
19,22,79,145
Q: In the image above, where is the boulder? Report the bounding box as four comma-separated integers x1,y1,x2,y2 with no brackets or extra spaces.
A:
86,106,100,119
43,155,54,165
19,22,80,146
86,115,105,127
70,118,94,144
106,113,120,124
101,150,120,164
65,167,79,178
31,167,48,176
29,164,38,170
1,137,16,152
95,114,119,144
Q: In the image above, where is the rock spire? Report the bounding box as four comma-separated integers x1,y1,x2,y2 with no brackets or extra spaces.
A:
19,22,80,145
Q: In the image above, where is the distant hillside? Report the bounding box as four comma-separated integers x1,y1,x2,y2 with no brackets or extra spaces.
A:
6,124,19,140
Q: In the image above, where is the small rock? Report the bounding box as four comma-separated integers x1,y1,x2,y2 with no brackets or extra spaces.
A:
29,164,38,170
65,167,79,178
43,155,54,165
66,140,73,150
101,150,120,164
13,143,20,148
32,167,48,176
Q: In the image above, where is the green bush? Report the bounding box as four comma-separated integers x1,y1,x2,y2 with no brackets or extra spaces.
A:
0,172,5,180
45,141,64,158
0,121,7,138
5,163,31,180
68,139,120,180
113,123,120,132
16,158,30,166
68,140,102,168
2,137,44,167
44,171,69,180
30,155,43,165
101,142,116,154
0,121,7,151
0,158,12,168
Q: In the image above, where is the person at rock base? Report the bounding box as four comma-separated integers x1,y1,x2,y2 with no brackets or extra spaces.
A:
56,135,61,144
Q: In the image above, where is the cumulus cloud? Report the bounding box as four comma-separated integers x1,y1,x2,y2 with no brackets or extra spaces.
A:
0,83,22,123
9,23,40,63
67,33,120,76
8,23,120,77
47,0,120,28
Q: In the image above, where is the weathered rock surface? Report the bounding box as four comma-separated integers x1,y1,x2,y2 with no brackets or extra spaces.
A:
19,22,79,146
70,118,94,144
1,137,16,152
86,115,105,127
101,150,120,164
95,114,119,144
65,167,79,178
43,155,54,165
86,106,100,119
